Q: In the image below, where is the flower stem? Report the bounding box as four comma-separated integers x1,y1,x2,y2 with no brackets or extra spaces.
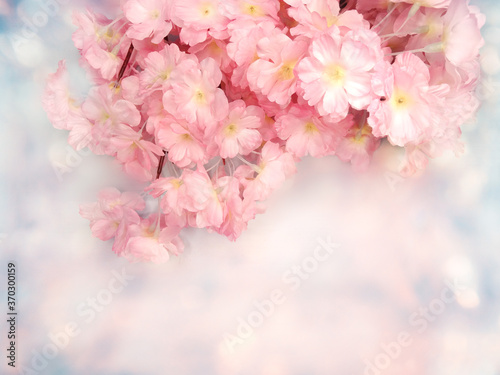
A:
372,4,397,30
156,150,167,179
115,43,134,87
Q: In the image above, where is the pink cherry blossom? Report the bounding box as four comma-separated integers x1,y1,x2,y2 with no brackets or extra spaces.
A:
440,0,484,66
213,100,264,158
173,0,230,45
123,0,173,44
213,175,258,240
242,141,296,201
287,0,368,37
72,10,120,55
188,38,234,75
109,126,164,181
368,52,448,147
42,61,105,153
146,177,187,215
296,27,382,119
336,111,381,171
124,216,183,263
394,7,445,51
156,120,207,168
182,168,224,228
227,20,282,90
67,115,94,152
42,60,78,130
85,43,122,80
275,105,351,158
82,84,141,130
139,43,195,91
247,33,308,106
79,188,144,242
222,0,280,22
162,57,229,128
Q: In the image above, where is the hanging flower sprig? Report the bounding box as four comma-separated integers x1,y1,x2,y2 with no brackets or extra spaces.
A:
43,0,485,262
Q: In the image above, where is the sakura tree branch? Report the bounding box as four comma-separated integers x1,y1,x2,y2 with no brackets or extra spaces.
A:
116,43,134,85
156,150,167,179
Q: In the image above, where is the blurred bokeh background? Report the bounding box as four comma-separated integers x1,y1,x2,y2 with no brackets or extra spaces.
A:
1,0,499,374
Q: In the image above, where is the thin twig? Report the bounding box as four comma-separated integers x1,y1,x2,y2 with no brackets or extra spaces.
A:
156,150,167,179
115,43,134,86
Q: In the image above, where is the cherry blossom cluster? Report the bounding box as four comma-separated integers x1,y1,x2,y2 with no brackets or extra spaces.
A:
43,0,484,263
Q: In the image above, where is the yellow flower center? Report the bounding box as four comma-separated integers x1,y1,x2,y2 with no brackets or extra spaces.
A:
200,3,214,17
194,89,206,104
350,122,372,144
101,112,110,122
208,41,222,55
109,200,121,209
151,9,160,19
278,61,296,81
171,179,183,189
423,19,441,39
304,122,319,134
243,3,264,17
158,69,171,81
224,123,238,136
108,82,121,95
326,15,338,28
255,161,265,174
98,27,121,46
142,226,158,238
324,64,345,86
390,90,413,110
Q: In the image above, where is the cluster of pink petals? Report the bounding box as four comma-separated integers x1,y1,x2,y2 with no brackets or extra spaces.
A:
43,0,484,263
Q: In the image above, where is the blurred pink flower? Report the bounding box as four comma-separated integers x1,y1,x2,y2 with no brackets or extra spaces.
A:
213,100,264,158
368,52,448,146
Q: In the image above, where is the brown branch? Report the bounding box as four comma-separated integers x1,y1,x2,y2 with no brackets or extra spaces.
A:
156,150,167,179
116,43,134,85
